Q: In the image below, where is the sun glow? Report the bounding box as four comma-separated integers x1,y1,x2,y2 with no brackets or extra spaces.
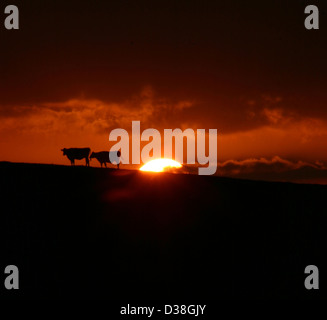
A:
140,158,182,172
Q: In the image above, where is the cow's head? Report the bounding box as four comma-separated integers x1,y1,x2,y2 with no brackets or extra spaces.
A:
61,148,67,156
90,152,95,159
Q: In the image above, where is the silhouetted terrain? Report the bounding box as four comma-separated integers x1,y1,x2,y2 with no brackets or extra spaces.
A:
1,162,326,299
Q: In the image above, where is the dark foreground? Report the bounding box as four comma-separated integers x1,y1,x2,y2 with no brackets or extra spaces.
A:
1,162,326,299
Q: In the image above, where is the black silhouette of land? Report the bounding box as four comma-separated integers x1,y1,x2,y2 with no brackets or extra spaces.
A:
1,162,326,299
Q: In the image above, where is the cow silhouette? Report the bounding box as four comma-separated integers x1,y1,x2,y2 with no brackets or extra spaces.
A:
61,148,91,166
90,151,121,169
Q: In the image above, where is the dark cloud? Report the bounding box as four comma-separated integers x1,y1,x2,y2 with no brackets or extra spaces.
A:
215,156,327,184
1,0,327,133
0,88,195,136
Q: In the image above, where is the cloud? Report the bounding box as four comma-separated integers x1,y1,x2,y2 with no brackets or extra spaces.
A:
215,156,327,184
0,87,195,136
218,107,327,163
1,88,327,181
0,87,199,165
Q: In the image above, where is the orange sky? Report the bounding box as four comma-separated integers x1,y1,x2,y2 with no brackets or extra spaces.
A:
1,1,327,183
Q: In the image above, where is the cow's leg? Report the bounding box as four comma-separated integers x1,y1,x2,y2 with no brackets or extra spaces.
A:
86,157,89,167
117,163,119,169
104,162,107,168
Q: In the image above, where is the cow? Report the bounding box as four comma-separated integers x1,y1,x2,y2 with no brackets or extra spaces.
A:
90,151,121,169
61,148,91,166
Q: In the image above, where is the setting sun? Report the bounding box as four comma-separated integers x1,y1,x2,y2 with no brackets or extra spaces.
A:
140,159,182,172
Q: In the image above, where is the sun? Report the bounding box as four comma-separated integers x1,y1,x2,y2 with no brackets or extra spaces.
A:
140,158,182,172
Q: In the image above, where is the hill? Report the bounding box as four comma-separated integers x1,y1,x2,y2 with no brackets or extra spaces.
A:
1,162,326,299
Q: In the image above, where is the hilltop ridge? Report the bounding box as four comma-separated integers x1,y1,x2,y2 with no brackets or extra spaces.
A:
1,162,326,299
